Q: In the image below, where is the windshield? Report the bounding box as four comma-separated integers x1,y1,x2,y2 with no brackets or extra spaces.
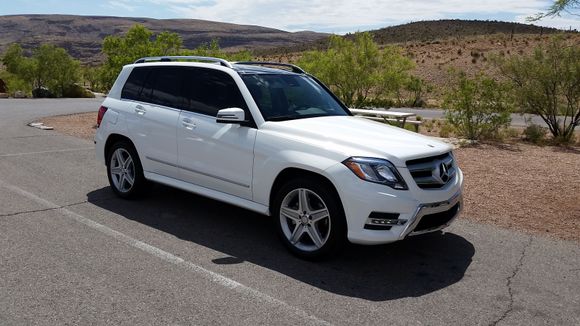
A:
241,74,349,121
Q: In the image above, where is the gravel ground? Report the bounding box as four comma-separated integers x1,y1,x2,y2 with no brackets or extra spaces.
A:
41,112,580,242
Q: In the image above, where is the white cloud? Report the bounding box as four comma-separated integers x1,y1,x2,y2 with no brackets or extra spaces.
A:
140,0,579,33
105,0,137,12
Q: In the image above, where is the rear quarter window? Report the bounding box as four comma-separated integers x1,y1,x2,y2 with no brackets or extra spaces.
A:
121,67,150,101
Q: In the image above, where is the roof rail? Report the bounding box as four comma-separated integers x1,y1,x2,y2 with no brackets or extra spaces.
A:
233,62,306,74
134,56,233,68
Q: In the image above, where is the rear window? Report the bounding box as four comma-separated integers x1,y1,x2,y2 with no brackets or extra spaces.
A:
121,67,149,101
121,67,184,109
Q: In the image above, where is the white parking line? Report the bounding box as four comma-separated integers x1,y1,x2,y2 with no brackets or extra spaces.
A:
0,180,331,326
0,147,94,158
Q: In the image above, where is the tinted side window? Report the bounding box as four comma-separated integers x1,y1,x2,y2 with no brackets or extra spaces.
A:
121,67,150,101
149,67,184,108
182,68,248,116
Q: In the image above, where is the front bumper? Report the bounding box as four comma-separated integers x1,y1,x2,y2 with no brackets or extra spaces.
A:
325,163,463,245
400,190,462,238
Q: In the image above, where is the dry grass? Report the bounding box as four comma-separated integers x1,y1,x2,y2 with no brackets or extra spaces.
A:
41,112,580,242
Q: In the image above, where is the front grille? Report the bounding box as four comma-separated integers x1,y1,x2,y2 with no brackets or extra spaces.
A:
414,203,460,232
406,152,456,189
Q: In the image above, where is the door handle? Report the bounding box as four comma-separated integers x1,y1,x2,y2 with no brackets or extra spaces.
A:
134,105,146,115
182,118,196,130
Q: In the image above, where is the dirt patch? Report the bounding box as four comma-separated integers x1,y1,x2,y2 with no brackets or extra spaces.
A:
41,112,97,141
41,112,580,242
455,143,579,242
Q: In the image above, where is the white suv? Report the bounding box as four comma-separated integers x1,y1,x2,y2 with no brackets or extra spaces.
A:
95,56,463,259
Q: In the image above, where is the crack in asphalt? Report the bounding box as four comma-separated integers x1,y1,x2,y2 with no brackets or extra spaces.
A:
0,200,89,218
489,236,533,326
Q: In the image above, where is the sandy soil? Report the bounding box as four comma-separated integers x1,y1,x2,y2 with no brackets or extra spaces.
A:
40,112,580,242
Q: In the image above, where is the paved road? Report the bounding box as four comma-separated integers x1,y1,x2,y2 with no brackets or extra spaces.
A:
0,98,579,325
391,108,547,127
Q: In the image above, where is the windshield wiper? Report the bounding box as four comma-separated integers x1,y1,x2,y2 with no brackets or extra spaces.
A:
267,114,328,122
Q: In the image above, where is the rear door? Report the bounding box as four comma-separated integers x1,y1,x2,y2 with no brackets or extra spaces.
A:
123,66,182,178
177,67,257,200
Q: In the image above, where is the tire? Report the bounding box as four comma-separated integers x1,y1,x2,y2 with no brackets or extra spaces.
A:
273,177,346,260
106,140,146,199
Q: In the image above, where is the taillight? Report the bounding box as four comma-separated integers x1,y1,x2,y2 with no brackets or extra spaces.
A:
97,106,108,128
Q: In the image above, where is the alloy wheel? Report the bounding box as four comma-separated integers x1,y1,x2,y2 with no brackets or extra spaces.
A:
279,188,331,252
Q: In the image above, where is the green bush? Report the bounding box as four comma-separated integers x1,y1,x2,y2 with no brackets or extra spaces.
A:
443,72,513,140
62,84,95,98
496,37,580,143
439,121,455,138
0,70,31,96
523,124,547,144
2,43,81,97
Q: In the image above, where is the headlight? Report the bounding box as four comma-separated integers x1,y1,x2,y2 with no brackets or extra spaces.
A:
342,157,408,190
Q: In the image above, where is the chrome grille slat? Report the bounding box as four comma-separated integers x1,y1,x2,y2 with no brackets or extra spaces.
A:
406,152,456,189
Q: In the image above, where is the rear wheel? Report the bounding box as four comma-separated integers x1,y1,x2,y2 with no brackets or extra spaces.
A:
106,141,146,198
273,178,346,260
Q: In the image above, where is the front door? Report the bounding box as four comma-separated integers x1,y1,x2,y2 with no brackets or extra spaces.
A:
176,67,256,200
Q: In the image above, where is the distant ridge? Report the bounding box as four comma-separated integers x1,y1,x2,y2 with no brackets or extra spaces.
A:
258,19,574,55
368,19,570,44
0,14,328,63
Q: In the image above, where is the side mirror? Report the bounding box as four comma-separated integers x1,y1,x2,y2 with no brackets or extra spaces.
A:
216,108,246,124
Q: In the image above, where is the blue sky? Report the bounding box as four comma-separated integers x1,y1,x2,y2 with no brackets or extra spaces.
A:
0,0,578,33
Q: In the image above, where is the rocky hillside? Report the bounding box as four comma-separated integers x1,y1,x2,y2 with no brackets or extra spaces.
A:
0,14,328,63
369,19,567,43
258,19,571,55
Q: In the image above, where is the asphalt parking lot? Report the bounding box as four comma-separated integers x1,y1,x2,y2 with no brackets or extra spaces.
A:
0,98,579,325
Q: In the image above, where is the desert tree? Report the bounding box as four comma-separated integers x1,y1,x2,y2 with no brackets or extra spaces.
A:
101,24,182,89
297,33,414,108
528,0,580,21
496,37,580,143
444,72,513,140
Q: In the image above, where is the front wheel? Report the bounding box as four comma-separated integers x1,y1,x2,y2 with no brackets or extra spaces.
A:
273,178,346,260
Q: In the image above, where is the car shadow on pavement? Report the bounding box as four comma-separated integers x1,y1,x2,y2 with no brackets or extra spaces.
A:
87,184,474,302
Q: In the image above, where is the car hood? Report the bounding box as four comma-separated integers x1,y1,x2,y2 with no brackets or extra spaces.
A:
261,116,452,167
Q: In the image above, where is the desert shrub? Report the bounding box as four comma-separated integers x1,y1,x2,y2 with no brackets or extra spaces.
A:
423,119,434,132
403,124,419,132
32,87,55,98
62,84,95,98
443,72,513,140
404,76,430,107
523,124,547,144
503,127,521,139
0,70,31,96
439,121,455,138
496,37,580,143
